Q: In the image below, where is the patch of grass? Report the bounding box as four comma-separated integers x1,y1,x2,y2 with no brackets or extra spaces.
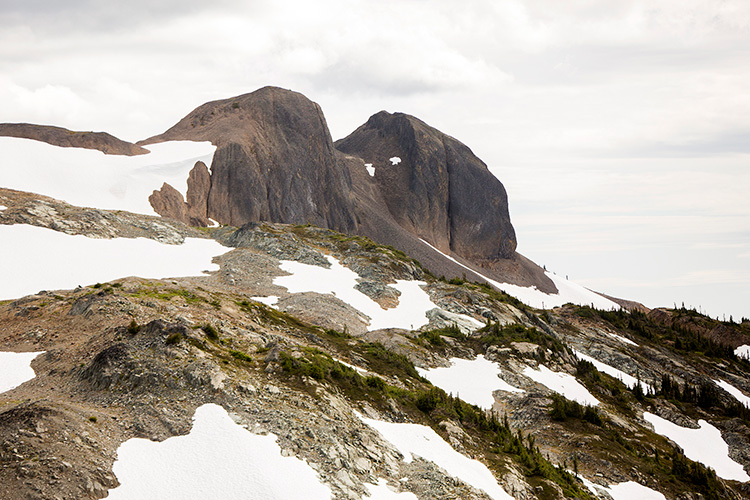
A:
165,332,182,345
228,349,252,362
127,320,141,334
88,416,97,423
201,324,219,340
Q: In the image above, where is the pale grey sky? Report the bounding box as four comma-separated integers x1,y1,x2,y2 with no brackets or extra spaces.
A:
2,0,748,319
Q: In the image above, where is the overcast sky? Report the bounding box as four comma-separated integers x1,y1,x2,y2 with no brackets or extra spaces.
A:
2,0,748,319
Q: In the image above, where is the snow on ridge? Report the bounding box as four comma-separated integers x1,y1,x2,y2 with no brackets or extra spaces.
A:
418,239,619,311
273,255,480,332
735,345,750,360
0,351,44,394
573,349,652,392
108,403,333,499
365,163,375,176
357,413,513,500
608,332,639,347
365,479,418,499
416,355,524,409
577,474,666,500
252,295,279,307
0,136,215,216
522,364,600,406
714,379,750,409
643,412,750,482
0,224,228,301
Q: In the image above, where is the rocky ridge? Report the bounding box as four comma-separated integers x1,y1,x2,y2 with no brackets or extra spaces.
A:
0,123,148,156
1,194,750,500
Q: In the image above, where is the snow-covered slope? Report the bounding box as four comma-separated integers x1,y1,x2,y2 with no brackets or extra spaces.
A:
0,137,214,215
109,404,332,500
0,351,44,393
274,256,482,331
419,239,619,310
0,224,227,300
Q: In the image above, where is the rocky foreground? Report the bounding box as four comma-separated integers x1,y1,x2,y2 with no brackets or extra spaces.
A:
1,190,750,500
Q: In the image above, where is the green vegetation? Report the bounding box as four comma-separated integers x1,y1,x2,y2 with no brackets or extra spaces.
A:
228,349,252,363
165,332,182,345
416,324,466,346
548,394,603,426
127,319,141,334
201,324,219,340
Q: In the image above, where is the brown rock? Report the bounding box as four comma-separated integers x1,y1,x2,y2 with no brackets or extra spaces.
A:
148,183,188,224
0,123,148,156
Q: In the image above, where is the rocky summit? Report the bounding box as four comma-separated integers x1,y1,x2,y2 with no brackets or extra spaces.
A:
1,87,750,500
141,86,548,292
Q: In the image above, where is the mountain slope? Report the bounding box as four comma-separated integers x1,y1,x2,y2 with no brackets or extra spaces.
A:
1,194,749,499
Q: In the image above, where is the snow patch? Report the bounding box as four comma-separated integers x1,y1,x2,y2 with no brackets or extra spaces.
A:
0,351,44,393
357,414,513,500
416,355,523,409
0,137,215,215
608,332,639,346
735,345,750,360
389,157,401,165
364,479,418,499
522,364,600,406
334,358,370,376
418,239,618,310
207,218,219,227
365,163,375,176
714,379,750,409
0,204,6,211
0,224,227,300
252,296,279,307
108,403,332,499
274,256,479,332
643,412,750,482
573,350,652,392
578,474,666,500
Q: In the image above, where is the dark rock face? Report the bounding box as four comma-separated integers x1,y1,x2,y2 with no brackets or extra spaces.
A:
336,111,517,261
140,86,357,232
140,86,545,289
0,123,148,156
186,161,210,225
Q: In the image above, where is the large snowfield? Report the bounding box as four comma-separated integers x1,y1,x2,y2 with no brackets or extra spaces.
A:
643,412,750,482
108,403,333,499
274,256,480,331
419,239,619,310
0,224,228,300
0,137,215,215
522,364,600,406
0,351,43,393
358,414,513,500
416,355,524,409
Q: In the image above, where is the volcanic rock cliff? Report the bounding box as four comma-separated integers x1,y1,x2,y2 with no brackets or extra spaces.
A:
142,86,550,291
